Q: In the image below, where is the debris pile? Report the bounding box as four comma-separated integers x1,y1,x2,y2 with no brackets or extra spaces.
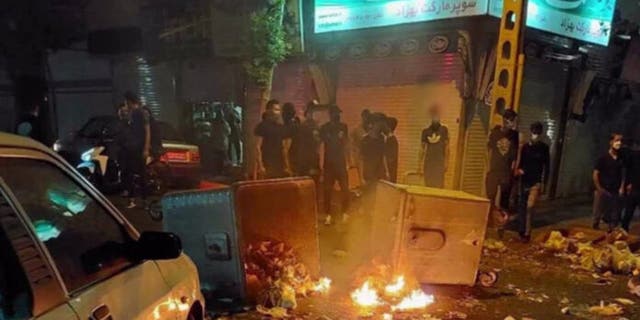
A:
542,230,640,275
244,241,330,316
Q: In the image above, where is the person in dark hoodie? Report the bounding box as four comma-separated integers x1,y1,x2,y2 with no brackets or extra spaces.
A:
385,117,399,183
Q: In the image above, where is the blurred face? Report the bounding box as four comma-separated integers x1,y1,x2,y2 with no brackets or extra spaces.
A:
611,135,623,150
504,117,517,130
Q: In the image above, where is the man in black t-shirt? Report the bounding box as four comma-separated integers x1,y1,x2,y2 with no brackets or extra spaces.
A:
320,105,350,225
295,103,321,179
361,113,388,186
486,109,519,223
622,141,640,231
419,105,449,188
122,92,151,209
255,99,288,179
515,122,550,242
593,133,625,231
385,117,399,183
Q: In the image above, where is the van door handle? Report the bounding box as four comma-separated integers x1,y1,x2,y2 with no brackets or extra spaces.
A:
90,304,112,320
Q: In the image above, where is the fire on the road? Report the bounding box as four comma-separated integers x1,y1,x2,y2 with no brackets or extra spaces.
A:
351,274,435,316
392,289,435,311
351,280,382,308
314,277,332,294
384,276,405,296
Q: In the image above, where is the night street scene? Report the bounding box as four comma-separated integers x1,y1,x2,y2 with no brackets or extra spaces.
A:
2,0,640,319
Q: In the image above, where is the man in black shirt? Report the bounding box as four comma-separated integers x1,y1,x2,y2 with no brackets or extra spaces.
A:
419,105,449,188
295,103,321,179
123,92,151,209
486,109,519,225
622,140,640,231
255,99,289,179
321,105,350,225
515,122,550,242
361,113,388,186
593,133,625,231
385,117,399,183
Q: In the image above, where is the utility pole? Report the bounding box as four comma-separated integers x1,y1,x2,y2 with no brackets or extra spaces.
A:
490,0,528,127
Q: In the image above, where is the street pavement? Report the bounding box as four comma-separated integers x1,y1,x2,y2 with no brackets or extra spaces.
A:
113,194,640,319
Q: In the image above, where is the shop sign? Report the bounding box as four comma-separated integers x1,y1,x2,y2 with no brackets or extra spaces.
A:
489,0,615,46
314,0,489,33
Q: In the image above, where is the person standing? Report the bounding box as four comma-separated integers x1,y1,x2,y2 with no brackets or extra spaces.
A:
255,99,290,179
419,105,449,188
622,140,640,232
295,102,321,180
361,113,388,187
486,109,519,225
385,117,399,183
282,102,300,175
593,133,626,231
514,122,550,242
352,109,372,184
123,91,151,209
321,105,350,225
210,106,231,176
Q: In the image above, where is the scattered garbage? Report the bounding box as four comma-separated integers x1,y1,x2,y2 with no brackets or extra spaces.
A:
588,301,624,316
614,298,635,306
245,241,329,311
542,230,640,275
484,239,507,252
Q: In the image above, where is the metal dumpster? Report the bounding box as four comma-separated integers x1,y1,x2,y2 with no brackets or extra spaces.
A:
371,181,490,286
234,178,320,278
162,177,320,304
162,187,246,301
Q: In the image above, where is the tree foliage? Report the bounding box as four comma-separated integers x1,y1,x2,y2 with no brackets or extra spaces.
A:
243,0,290,87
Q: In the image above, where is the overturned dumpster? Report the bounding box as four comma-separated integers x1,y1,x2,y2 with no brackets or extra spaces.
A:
371,181,491,286
161,177,320,306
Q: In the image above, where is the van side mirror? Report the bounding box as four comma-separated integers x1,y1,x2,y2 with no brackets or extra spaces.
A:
135,231,182,260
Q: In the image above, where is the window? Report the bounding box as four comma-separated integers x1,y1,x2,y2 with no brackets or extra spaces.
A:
0,192,32,319
0,158,134,292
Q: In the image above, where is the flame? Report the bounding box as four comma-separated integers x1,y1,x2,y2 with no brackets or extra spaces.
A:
384,276,405,296
351,280,382,307
314,277,332,294
392,289,434,311
383,313,393,320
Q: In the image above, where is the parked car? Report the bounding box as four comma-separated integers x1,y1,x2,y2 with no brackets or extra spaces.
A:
54,116,201,192
0,132,205,319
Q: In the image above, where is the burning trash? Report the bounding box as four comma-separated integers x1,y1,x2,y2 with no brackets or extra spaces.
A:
391,289,435,311
244,240,330,313
385,276,406,297
352,280,383,308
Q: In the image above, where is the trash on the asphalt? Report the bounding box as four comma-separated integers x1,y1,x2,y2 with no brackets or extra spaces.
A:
544,231,569,252
560,306,571,315
615,298,635,305
245,241,330,310
543,230,640,275
256,305,288,318
628,277,640,297
484,239,507,252
588,301,624,316
444,311,468,319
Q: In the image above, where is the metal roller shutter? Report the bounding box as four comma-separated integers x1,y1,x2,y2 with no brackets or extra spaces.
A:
460,115,487,196
336,53,465,189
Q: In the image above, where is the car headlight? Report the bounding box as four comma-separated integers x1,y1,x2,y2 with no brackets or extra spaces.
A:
53,140,62,152
80,146,105,162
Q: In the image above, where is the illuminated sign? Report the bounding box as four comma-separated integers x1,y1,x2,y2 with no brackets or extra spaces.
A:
314,0,489,33
489,0,615,46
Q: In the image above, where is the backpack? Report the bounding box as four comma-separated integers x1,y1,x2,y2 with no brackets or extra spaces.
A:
142,106,163,158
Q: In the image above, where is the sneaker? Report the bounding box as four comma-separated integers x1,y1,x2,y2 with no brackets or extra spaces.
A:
127,201,137,209
324,215,332,225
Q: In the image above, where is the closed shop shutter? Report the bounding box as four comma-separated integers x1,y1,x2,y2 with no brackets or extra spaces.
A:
460,115,487,196
336,53,465,189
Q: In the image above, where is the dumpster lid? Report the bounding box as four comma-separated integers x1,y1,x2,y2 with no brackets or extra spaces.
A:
401,184,488,202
